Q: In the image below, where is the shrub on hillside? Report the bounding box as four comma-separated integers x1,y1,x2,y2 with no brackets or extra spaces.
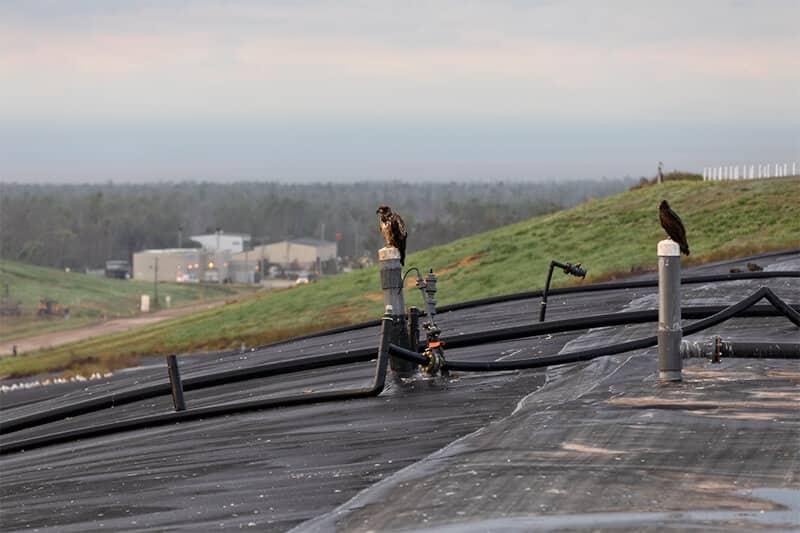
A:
629,171,702,190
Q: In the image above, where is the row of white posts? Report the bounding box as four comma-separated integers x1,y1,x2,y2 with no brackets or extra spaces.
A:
703,161,798,181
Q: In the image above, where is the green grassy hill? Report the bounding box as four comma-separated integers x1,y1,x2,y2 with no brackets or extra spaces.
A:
3,177,799,378
0,261,241,342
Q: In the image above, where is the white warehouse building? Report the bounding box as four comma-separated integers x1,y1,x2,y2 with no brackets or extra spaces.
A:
234,238,336,271
190,232,251,253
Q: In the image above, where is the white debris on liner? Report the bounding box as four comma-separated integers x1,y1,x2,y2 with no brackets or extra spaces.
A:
0,372,113,393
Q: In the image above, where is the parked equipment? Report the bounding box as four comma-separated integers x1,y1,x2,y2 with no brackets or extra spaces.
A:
37,298,70,318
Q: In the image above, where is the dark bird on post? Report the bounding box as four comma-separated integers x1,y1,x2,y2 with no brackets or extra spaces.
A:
376,205,408,265
659,200,690,255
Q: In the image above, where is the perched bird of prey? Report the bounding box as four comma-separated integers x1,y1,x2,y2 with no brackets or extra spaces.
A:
376,205,408,265
659,200,690,255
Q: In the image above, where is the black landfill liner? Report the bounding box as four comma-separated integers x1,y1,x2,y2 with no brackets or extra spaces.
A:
0,250,798,532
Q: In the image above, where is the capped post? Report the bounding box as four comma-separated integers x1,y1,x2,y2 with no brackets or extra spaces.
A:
166,354,187,411
379,246,414,377
658,240,682,381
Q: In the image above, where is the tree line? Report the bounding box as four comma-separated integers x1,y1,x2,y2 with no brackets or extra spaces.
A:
0,179,636,270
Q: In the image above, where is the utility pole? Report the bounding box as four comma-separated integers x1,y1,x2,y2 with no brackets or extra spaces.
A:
178,225,183,248
154,256,159,308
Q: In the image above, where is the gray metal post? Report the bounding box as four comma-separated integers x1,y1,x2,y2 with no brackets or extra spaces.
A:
658,240,682,381
379,247,414,377
166,354,187,411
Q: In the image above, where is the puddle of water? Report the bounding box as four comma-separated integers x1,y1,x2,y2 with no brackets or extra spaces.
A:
411,487,800,533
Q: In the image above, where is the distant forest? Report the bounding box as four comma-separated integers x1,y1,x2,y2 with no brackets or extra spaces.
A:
0,179,636,270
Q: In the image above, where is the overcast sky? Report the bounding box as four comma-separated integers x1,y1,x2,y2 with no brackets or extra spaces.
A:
1,0,798,183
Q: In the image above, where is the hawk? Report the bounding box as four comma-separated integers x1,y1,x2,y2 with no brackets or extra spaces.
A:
376,205,407,265
659,200,690,255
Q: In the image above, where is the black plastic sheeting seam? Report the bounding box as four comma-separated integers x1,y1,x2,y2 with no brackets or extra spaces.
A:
0,317,394,456
3,303,794,436
389,287,800,372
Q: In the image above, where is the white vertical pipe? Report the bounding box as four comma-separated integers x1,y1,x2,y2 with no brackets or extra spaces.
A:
658,240,682,382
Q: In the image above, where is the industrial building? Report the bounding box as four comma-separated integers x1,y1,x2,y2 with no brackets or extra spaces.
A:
189,232,250,253
236,238,336,270
132,249,231,283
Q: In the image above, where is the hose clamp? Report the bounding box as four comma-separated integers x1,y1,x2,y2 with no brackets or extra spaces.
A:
712,335,722,364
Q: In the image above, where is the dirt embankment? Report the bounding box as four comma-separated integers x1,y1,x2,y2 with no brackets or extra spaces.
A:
0,300,227,357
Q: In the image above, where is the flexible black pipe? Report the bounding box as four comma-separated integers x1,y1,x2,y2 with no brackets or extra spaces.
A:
2,301,795,436
0,316,393,456
435,270,799,314
388,344,428,365
682,340,800,359
390,287,798,372
720,341,800,358
247,269,800,350
0,347,377,435
3,288,796,454
438,303,798,351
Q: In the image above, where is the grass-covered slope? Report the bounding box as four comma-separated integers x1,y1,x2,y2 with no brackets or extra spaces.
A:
3,177,799,378
0,261,240,342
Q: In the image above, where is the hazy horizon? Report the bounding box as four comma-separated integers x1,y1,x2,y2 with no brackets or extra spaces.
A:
2,1,798,184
